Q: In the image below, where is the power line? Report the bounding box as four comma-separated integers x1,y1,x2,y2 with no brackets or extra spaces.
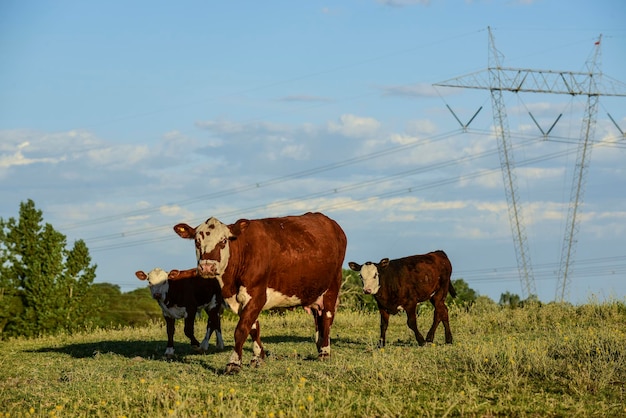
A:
89,134,588,252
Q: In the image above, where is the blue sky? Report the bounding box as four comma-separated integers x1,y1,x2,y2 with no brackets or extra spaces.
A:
1,0,625,304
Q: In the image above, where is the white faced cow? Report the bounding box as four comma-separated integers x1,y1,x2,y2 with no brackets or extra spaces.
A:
349,250,455,348
135,267,225,357
173,212,347,374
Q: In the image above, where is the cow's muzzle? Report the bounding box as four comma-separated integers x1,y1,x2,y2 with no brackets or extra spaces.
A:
198,262,218,278
363,288,372,295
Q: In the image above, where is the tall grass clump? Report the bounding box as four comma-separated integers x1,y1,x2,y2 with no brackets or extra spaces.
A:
1,299,625,417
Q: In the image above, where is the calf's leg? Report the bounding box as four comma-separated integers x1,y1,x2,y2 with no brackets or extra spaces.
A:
426,294,453,344
378,308,390,348
199,305,224,352
405,304,426,346
165,316,176,357
183,307,201,350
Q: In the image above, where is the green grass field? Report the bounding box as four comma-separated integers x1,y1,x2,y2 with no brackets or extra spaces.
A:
1,299,625,417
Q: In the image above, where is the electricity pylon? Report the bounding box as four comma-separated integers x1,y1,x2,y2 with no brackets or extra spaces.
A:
434,28,626,301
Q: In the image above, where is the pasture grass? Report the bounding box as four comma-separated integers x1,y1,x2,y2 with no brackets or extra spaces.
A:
1,299,626,417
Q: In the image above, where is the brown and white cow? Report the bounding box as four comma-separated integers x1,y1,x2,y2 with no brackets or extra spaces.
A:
135,267,225,357
173,212,347,374
348,250,455,348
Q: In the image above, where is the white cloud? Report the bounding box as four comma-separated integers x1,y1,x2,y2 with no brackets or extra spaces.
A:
327,114,381,138
0,140,65,172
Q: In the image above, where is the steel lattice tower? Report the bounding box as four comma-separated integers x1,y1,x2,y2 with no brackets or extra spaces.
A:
434,27,626,301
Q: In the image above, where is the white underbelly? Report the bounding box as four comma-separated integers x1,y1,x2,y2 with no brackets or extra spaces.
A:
263,288,301,310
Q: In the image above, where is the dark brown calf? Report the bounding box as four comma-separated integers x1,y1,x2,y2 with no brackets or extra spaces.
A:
349,250,455,347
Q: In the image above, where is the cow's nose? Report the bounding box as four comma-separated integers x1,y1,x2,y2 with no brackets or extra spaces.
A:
198,262,217,277
363,289,372,295
153,293,161,300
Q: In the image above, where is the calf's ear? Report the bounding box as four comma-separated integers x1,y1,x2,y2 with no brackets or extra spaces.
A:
135,271,148,281
379,258,390,269
348,262,361,272
173,223,196,239
168,270,180,280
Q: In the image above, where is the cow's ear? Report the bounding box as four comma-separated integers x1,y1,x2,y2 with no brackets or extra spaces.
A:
379,258,390,269
348,262,361,272
135,271,148,281
173,223,195,239
168,270,180,280
230,219,250,236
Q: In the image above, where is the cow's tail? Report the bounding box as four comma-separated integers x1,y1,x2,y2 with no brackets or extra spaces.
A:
437,250,456,298
448,282,457,298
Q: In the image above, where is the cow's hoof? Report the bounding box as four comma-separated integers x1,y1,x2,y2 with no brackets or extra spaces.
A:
250,357,264,368
191,345,203,353
224,363,242,375
318,353,331,361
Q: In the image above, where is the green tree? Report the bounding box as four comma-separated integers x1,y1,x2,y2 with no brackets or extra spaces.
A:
448,278,477,306
499,291,522,308
0,200,98,338
88,284,162,328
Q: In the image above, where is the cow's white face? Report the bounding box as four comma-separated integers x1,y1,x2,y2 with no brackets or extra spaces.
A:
349,261,383,295
358,262,381,295
194,217,233,280
145,268,170,302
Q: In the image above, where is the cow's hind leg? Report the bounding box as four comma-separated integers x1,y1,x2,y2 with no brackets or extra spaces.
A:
317,278,340,359
405,304,426,346
426,293,453,344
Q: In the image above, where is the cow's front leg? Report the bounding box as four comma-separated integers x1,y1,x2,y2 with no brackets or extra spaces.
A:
164,317,176,358
249,320,265,367
406,304,426,346
378,309,390,348
225,298,264,374
183,307,201,351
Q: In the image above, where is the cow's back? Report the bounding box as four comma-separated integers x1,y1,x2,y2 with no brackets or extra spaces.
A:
379,251,452,305
166,276,222,307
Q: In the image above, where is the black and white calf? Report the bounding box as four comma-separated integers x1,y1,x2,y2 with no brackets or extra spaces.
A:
135,267,225,357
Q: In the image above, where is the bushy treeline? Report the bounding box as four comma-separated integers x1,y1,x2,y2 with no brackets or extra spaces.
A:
0,200,163,339
0,200,480,339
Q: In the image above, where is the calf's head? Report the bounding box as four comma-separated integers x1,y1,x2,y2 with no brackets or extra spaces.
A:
173,217,249,279
348,258,390,295
135,268,170,302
